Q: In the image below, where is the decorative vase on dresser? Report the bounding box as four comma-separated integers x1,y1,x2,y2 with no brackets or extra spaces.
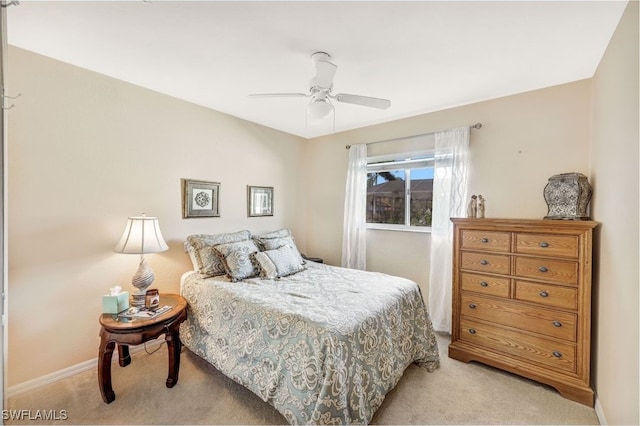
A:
448,218,599,406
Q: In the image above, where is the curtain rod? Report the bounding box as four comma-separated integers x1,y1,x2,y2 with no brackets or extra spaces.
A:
344,122,482,150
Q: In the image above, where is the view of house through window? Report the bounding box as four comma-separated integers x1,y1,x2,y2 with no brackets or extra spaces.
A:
366,156,434,228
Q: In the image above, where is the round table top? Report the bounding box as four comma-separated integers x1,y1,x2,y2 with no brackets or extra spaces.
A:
99,293,187,331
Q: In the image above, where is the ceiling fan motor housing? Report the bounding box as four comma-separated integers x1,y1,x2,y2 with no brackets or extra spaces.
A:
311,51,332,64
310,87,329,100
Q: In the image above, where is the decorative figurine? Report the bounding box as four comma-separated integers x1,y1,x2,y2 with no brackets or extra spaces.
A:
467,195,477,218
477,195,485,218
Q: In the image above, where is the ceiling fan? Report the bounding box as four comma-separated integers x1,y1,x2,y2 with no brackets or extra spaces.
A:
249,52,391,120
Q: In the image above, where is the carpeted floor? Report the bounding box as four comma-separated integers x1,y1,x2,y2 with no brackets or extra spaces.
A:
7,333,599,425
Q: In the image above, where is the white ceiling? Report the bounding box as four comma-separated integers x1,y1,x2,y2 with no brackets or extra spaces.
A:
7,1,628,138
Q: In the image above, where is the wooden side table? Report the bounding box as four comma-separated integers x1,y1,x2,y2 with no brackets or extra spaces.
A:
97,293,187,404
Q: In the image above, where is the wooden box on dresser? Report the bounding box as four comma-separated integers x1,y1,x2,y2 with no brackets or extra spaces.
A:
448,218,599,406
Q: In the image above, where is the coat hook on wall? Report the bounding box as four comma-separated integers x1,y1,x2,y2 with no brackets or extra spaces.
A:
1,91,21,110
1,1,20,7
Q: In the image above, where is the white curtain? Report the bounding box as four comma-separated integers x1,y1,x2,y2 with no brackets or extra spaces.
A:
341,144,368,270
428,126,470,333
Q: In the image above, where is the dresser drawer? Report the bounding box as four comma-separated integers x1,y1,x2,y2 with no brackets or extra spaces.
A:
514,256,578,285
459,318,576,373
461,252,511,275
516,233,579,258
514,280,577,310
461,293,577,341
461,230,511,252
461,273,510,298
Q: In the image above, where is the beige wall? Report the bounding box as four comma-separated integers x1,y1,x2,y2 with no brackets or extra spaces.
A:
306,80,591,296
7,8,638,423
590,1,639,424
7,47,308,386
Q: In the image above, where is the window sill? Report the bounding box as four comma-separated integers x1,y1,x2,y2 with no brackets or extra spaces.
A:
366,224,432,234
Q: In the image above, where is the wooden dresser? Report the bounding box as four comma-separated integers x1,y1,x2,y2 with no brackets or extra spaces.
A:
448,218,598,406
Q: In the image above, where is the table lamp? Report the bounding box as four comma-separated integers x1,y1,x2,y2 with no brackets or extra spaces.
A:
114,214,169,308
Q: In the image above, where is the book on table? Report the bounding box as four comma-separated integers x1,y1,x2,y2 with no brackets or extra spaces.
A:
117,305,171,319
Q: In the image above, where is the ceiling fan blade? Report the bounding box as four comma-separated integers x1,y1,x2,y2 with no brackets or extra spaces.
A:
248,93,309,98
333,93,391,109
314,61,337,89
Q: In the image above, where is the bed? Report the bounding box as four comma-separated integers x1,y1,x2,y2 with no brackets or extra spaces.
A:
179,229,440,425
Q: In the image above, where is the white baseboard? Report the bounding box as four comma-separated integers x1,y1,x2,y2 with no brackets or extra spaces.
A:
6,340,164,399
594,396,607,425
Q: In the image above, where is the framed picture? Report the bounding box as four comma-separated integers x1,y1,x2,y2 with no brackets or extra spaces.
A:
182,179,220,218
247,186,273,217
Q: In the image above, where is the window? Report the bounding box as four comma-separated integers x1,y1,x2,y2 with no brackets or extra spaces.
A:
366,155,434,230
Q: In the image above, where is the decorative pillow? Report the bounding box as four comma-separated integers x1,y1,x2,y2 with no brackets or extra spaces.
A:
254,228,291,240
252,252,279,280
184,230,251,277
252,245,305,279
258,235,305,265
213,239,261,282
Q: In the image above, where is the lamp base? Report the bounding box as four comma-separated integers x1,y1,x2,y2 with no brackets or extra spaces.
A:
130,256,155,307
131,293,147,308
132,256,154,288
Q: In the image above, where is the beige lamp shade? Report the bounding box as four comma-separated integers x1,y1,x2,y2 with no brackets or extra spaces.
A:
114,215,169,254
114,215,168,306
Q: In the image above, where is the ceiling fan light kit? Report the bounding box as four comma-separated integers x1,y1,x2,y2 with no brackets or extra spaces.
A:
249,51,391,124
308,98,333,120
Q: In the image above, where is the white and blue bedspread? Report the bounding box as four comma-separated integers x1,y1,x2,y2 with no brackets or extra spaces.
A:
180,262,439,424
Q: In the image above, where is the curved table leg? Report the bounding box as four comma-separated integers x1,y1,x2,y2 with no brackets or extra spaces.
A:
165,323,182,388
118,344,131,367
98,332,116,404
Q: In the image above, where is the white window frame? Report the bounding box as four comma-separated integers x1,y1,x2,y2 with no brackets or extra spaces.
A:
365,151,434,233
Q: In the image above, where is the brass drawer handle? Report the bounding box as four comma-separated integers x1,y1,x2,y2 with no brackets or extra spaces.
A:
469,329,477,335
538,266,548,273
539,291,549,298
480,260,489,265
480,281,489,287
552,351,563,358
469,303,477,309
539,242,549,248
552,321,562,327
480,237,489,243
